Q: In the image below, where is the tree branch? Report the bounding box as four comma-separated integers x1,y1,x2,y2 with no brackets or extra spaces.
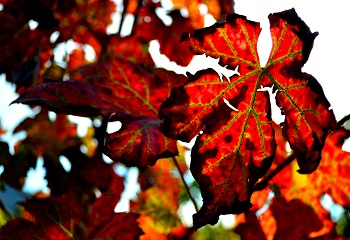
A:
171,156,199,213
254,152,296,191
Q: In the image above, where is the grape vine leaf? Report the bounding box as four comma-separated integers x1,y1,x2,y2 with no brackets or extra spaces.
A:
134,4,196,66
159,9,335,228
169,0,205,29
203,0,235,21
271,198,323,240
0,191,144,240
13,58,186,168
308,127,350,207
135,158,182,233
235,198,338,240
106,35,155,70
252,129,350,238
104,116,178,169
235,210,267,240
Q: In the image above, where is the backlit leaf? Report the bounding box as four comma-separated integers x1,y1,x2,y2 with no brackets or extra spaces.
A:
159,9,335,228
13,59,185,118
308,127,350,207
13,59,186,168
170,0,204,29
105,116,178,169
134,5,195,66
106,35,155,69
134,158,182,234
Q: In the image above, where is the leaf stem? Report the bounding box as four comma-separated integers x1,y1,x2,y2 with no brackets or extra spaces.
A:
254,152,296,191
171,156,199,213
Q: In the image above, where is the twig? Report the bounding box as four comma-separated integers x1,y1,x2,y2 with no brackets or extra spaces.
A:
171,156,199,212
335,113,350,129
118,0,129,35
254,152,296,191
95,116,109,155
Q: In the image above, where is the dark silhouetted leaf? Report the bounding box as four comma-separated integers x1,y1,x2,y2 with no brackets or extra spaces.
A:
271,198,323,240
235,211,267,240
0,191,143,239
135,5,195,66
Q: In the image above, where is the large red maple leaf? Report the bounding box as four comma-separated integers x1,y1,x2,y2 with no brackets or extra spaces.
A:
159,9,336,228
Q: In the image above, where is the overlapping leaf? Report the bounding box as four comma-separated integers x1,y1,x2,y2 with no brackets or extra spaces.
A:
235,198,342,240
170,0,204,29
134,4,196,66
308,127,350,207
271,198,323,240
0,0,116,94
171,0,234,24
134,157,185,238
0,191,144,239
13,59,186,168
105,116,178,169
106,35,155,69
254,127,350,237
159,9,335,228
13,60,185,118
235,210,267,240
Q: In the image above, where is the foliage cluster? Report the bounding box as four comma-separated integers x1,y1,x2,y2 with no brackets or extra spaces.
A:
0,0,349,239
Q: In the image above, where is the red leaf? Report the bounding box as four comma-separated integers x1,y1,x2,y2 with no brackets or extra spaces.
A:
158,10,196,66
159,9,335,228
0,219,38,240
107,35,155,69
135,5,195,66
271,198,323,240
160,64,275,228
104,116,178,169
309,127,350,207
235,211,267,240
235,198,329,240
0,191,143,239
87,194,144,239
20,191,84,238
68,49,89,72
13,60,185,118
267,10,336,173
88,212,144,240
78,156,125,194
85,0,116,34
13,59,186,167
170,0,204,29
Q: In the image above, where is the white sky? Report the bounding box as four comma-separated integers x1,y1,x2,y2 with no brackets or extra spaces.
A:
0,0,349,227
